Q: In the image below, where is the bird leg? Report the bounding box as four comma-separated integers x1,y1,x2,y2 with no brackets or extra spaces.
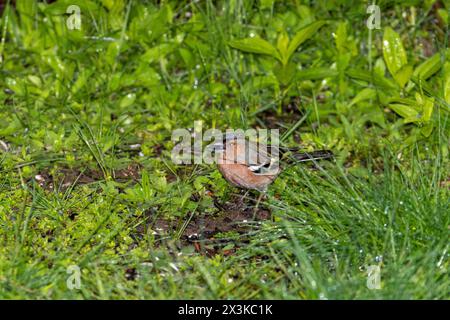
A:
239,189,250,205
252,192,266,219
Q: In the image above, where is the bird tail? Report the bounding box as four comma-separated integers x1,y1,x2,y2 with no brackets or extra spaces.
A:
290,150,334,162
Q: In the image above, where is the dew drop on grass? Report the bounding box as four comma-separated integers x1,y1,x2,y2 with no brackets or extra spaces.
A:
169,262,179,272
375,255,383,263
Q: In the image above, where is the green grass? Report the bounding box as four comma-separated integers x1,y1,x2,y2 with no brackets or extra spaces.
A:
0,0,449,299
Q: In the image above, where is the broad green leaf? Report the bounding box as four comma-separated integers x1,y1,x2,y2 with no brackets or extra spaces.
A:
421,123,434,137
140,171,154,200
179,48,194,67
296,67,338,81
445,76,450,105
335,21,347,54
410,76,439,99
141,5,174,42
443,62,450,104
277,32,290,65
228,37,281,61
5,77,24,95
273,62,296,85
415,92,424,105
134,65,161,87
394,64,413,88
437,8,448,25
388,97,417,106
16,0,37,33
359,108,387,128
260,0,275,10
349,88,377,106
389,93,433,123
406,49,450,91
286,21,326,61
210,82,228,95
152,175,168,193
194,176,211,192
141,43,175,64
244,75,279,93
44,0,99,14
413,51,443,80
383,27,408,81
297,5,314,22
0,117,22,136
420,95,434,122
346,68,397,90
27,75,42,87
389,104,420,123
374,58,386,77
120,93,136,108
71,70,93,94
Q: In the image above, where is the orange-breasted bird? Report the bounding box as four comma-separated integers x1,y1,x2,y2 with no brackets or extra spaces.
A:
213,133,333,192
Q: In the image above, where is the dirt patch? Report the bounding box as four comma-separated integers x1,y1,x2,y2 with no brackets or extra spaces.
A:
441,177,450,189
255,96,307,144
112,163,142,181
180,205,270,241
136,195,272,256
33,163,142,191
257,96,304,130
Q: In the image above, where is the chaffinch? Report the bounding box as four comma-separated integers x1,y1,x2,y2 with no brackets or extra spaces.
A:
213,134,333,192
